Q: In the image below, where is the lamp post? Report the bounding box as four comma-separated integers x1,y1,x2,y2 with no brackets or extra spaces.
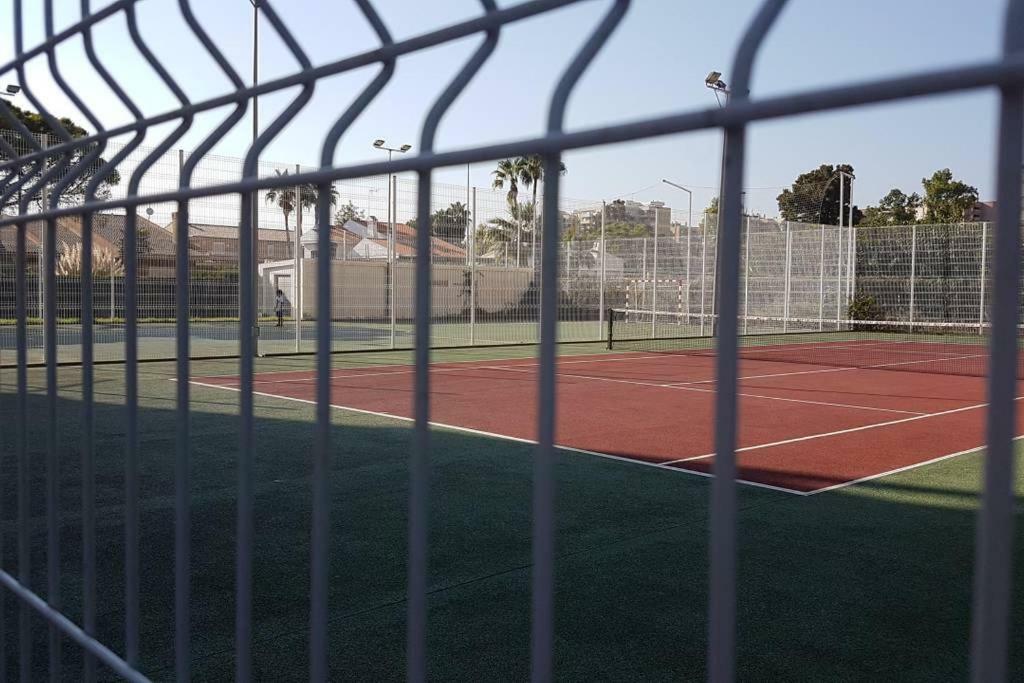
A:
705,71,731,337
247,0,261,355
372,140,412,348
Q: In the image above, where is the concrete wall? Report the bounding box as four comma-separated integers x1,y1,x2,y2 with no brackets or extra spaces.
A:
296,259,534,320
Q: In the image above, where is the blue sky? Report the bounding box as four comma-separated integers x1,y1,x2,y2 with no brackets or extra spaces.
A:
0,0,1008,218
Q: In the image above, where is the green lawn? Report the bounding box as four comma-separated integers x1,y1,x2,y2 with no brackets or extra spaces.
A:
1,343,1022,681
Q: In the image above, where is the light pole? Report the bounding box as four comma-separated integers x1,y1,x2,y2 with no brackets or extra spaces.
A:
372,140,412,348
247,0,261,355
661,179,693,235
705,71,731,337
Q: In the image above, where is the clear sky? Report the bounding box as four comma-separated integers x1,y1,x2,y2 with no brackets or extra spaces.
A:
0,0,1008,219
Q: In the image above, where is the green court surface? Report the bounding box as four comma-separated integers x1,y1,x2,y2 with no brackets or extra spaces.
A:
1,343,1022,680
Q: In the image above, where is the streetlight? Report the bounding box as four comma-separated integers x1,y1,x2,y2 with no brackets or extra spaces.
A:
705,70,731,336
661,179,693,235
0,84,20,98
372,139,412,349
247,0,261,355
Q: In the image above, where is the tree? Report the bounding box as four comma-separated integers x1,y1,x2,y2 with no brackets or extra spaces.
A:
484,202,535,245
430,201,471,243
56,244,123,277
492,158,527,263
517,155,566,263
920,168,977,223
0,103,121,212
334,200,365,226
563,221,649,242
265,170,338,249
776,164,862,225
859,188,922,227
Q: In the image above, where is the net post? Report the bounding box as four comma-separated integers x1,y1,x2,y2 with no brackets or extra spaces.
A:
978,222,987,335
606,307,613,349
909,224,917,332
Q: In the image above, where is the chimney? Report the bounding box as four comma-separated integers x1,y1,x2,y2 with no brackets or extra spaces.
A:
170,211,178,236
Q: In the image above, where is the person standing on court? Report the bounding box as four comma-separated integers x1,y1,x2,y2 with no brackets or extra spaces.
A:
275,289,286,327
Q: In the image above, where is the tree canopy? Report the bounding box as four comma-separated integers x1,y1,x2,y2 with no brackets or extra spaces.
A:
920,168,978,223
1,103,121,212
776,164,862,225
333,200,365,226
859,189,922,227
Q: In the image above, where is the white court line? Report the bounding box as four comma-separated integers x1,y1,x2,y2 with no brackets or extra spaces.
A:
483,365,923,416
187,379,808,496
664,397,1022,465
804,436,1024,495
663,350,989,387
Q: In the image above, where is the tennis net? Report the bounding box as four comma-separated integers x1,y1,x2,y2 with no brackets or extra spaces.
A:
606,308,1021,378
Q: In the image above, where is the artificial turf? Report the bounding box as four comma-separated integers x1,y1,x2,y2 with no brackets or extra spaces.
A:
1,343,1022,681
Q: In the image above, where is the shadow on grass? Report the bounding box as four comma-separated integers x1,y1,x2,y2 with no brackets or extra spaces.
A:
0,377,1022,681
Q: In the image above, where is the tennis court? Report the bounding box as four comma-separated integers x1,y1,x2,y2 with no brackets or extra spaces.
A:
191,326,1020,495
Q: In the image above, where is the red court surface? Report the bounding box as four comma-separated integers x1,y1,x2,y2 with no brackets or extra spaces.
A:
191,345,1024,495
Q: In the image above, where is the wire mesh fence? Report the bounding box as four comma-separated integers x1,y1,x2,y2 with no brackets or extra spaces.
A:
1,0,1022,680
0,137,1005,366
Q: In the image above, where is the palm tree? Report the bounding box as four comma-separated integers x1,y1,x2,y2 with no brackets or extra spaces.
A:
266,170,339,254
517,155,566,267
492,158,526,264
430,201,471,243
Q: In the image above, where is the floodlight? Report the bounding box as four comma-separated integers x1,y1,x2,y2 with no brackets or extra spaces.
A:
373,139,385,148
399,144,412,153
704,71,721,87
5,84,20,95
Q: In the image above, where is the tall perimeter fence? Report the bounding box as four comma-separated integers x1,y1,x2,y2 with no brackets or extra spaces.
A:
1,129,1005,364
1,0,1023,681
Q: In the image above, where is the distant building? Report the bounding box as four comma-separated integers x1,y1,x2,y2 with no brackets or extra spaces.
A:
571,199,677,237
964,200,998,223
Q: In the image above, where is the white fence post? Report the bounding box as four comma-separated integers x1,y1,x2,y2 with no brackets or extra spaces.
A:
909,224,917,331
390,174,397,349
979,222,988,334
294,163,302,352
742,218,750,334
598,202,606,339
699,225,708,336
651,212,659,337
470,187,477,346
783,221,791,332
818,223,826,330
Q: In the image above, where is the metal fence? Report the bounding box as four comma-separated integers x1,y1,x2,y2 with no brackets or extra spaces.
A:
0,0,1021,681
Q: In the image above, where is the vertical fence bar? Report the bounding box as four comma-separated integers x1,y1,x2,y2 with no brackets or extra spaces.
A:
685,209,692,321
708,6,786,682
390,174,397,350
978,222,987,334
970,2,1023,677
651,211,659,336
699,226,707,336
742,218,750,334
598,202,606,338
295,164,302,352
908,225,917,330
782,220,791,332
124,203,141,667
16,212,31,683
818,224,825,330
44,195,60,683
470,187,477,345
174,187,191,683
